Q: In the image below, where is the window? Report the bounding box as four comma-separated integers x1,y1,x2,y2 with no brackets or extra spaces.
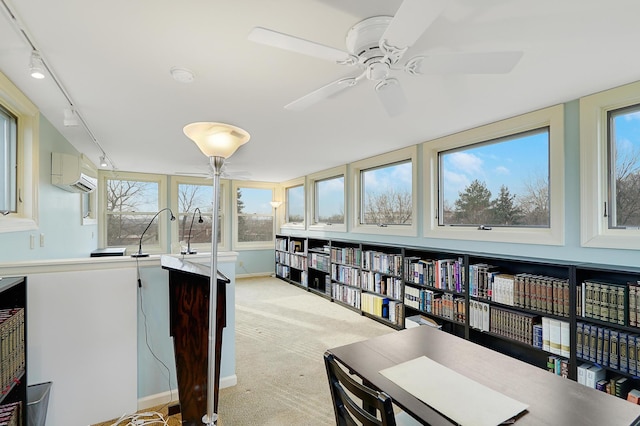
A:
425,105,564,245
581,80,640,249
0,104,17,213
439,128,550,228
233,182,275,248
607,105,640,229
100,172,169,254
0,71,39,233
308,166,346,232
171,176,227,252
351,147,417,236
81,155,98,225
281,178,305,230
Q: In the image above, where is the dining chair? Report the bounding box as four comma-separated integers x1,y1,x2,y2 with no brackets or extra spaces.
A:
324,351,422,426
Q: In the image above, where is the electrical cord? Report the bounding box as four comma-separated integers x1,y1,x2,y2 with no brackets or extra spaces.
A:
135,260,175,412
110,411,170,426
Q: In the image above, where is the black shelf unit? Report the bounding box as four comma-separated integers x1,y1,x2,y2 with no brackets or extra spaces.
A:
273,235,640,401
329,240,362,312
575,263,640,394
306,238,331,298
403,247,466,338
0,276,27,426
465,253,575,378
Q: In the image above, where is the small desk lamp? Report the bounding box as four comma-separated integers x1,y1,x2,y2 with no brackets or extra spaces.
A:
183,122,250,426
183,207,204,255
131,207,176,258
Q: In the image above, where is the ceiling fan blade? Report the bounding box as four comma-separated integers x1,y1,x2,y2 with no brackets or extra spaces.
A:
375,78,408,117
285,77,359,111
407,51,524,75
248,27,353,63
381,0,447,49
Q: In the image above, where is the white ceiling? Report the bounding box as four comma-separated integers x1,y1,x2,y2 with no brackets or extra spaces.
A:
1,0,639,183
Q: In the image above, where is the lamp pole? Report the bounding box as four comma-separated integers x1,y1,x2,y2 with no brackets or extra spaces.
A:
183,121,250,426
270,201,282,241
203,155,224,425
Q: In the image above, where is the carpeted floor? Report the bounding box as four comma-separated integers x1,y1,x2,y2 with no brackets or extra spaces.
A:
93,276,393,425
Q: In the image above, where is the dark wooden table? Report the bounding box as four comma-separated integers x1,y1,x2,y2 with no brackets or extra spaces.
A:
327,325,640,425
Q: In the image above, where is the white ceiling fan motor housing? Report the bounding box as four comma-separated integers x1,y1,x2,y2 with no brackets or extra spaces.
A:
345,16,392,58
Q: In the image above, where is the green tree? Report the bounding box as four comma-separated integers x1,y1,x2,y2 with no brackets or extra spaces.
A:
490,185,524,225
453,179,492,224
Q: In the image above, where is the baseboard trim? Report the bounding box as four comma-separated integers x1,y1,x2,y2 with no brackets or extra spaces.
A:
137,374,238,410
236,272,272,279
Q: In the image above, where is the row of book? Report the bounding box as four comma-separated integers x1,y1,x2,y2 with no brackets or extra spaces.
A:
309,252,330,272
361,293,403,326
331,282,360,310
579,280,626,326
403,257,465,293
1,308,25,397
539,317,570,357
275,264,290,279
577,322,640,375
330,246,361,267
331,264,360,287
0,402,21,426
361,272,402,300
277,251,308,270
404,287,465,323
361,251,402,277
577,362,637,401
469,265,570,317
547,355,569,378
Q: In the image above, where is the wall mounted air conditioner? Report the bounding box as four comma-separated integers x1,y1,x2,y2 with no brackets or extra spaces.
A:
51,152,98,193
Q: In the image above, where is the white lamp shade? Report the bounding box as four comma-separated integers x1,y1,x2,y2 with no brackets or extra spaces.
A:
183,122,250,158
270,201,282,208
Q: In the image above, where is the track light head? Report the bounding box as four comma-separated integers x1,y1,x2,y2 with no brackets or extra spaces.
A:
29,51,45,79
99,155,108,168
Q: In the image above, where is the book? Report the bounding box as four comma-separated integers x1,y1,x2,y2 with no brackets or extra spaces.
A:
577,362,591,385
585,365,606,388
560,320,570,358
627,388,640,404
542,317,550,352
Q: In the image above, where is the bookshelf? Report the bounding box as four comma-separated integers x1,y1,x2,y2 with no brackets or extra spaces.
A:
0,276,27,426
275,235,308,288
403,247,466,338
306,238,331,298
273,235,640,402
575,264,640,397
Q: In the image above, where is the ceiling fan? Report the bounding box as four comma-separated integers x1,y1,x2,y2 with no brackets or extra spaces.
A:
175,160,251,181
248,0,523,117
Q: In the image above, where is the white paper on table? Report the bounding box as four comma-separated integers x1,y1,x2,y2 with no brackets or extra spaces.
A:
379,356,528,426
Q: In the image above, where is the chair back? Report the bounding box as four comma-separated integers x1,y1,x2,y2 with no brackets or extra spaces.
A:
324,351,397,426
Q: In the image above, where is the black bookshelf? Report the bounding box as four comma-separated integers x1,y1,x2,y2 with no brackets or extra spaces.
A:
0,276,27,426
273,235,640,402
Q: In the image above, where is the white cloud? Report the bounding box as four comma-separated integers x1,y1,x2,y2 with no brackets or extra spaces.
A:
448,151,483,174
494,165,510,175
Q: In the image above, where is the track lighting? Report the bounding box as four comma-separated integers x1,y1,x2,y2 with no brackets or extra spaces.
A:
63,108,79,126
29,51,45,79
99,155,108,168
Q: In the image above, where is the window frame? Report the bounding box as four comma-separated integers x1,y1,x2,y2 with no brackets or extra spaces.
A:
0,71,39,233
98,171,170,254
232,180,276,250
80,155,98,226
424,105,565,245
350,146,417,237
281,177,305,231
308,165,347,232
580,80,640,249
170,175,228,253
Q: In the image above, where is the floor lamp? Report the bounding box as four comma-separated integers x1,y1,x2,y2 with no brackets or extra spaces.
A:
183,122,250,425
270,200,282,239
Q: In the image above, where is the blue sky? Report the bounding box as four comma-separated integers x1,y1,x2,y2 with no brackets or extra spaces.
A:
442,130,549,206
613,109,640,168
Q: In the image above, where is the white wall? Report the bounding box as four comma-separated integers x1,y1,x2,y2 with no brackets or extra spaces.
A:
0,253,237,425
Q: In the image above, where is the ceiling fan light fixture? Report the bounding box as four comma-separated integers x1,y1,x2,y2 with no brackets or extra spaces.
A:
29,50,45,79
